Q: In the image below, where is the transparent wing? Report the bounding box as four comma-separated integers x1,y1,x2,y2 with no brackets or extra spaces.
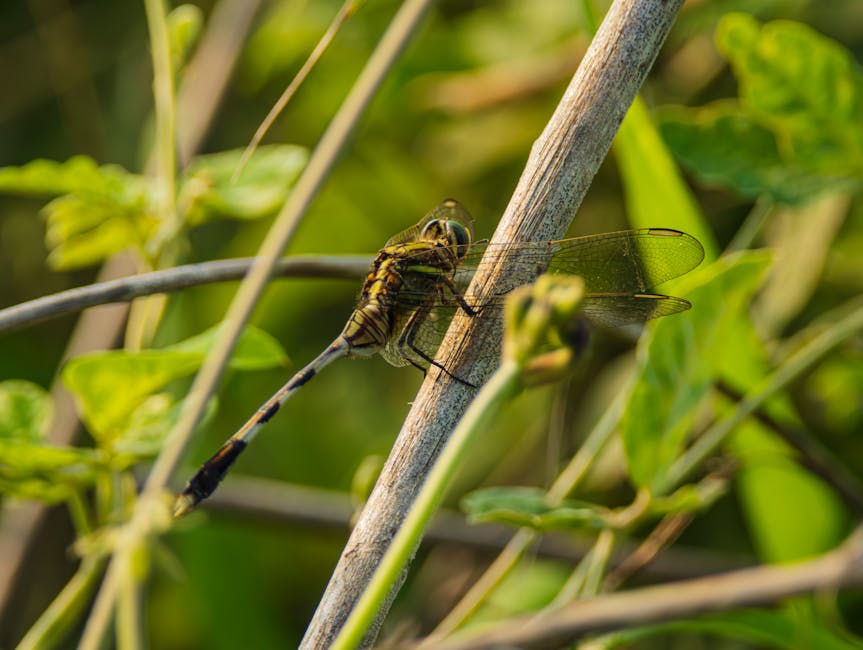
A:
459,229,704,294
383,289,691,370
385,198,475,247
579,293,692,328
380,222,703,370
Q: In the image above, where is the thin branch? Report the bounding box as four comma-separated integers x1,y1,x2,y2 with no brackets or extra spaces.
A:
715,380,863,515
603,466,734,592
428,381,631,641
0,255,369,335
302,0,686,646
423,526,863,650
602,512,695,593
233,0,363,180
207,476,748,580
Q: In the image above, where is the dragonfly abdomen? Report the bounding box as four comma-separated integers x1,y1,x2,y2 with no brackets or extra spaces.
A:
340,303,393,355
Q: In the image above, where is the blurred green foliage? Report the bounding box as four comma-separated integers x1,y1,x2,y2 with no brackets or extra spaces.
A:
0,144,307,269
660,13,863,203
1,0,862,648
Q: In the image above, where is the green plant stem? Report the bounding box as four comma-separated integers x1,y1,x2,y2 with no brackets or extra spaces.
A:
549,529,617,609
126,0,179,351
429,381,629,641
144,0,177,255
233,0,363,180
67,490,93,536
580,528,616,596
16,558,106,650
661,301,863,493
331,362,523,650
725,196,773,253
116,553,143,650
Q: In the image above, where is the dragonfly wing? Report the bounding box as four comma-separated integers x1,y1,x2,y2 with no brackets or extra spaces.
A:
382,304,462,370
380,308,415,368
462,229,704,294
580,293,691,328
385,291,690,371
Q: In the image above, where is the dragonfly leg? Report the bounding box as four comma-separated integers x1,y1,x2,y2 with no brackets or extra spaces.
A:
438,272,479,317
399,306,477,388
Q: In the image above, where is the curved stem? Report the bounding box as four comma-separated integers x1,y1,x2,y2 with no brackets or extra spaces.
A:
0,255,369,335
430,380,629,639
16,558,106,650
233,0,363,179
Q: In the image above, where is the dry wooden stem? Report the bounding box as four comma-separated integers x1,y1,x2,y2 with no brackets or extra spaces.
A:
300,0,685,646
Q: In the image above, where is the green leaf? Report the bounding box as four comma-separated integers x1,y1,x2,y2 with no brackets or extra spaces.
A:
0,381,102,504
0,156,155,269
732,418,848,562
616,96,718,259
44,195,153,270
461,487,609,531
0,380,53,442
165,324,288,371
622,252,772,491
62,325,286,446
658,103,856,204
180,145,308,224
0,440,101,503
718,14,863,167
63,350,201,444
112,394,218,464
660,16,863,204
660,13,863,204
0,156,143,198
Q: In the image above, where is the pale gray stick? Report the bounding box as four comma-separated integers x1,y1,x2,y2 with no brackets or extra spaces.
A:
428,526,863,650
0,256,369,335
300,0,685,646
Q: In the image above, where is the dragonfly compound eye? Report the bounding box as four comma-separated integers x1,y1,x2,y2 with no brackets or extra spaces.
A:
445,221,472,259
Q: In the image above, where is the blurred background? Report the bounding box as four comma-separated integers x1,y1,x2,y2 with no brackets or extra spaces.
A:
1,0,863,647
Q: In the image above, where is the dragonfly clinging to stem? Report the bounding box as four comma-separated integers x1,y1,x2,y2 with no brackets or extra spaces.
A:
174,199,704,516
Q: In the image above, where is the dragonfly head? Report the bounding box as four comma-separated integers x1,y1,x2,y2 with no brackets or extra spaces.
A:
421,218,472,261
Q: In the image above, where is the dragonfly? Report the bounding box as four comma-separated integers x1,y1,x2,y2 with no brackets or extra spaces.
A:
174,199,704,516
